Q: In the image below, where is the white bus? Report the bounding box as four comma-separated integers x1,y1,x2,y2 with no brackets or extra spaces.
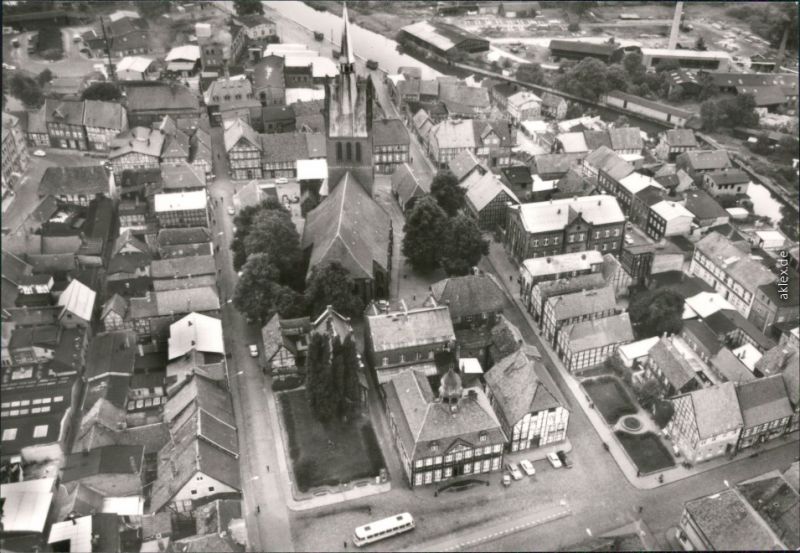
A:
352,512,415,547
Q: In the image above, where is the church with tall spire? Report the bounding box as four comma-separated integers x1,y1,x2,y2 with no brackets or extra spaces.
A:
324,2,375,195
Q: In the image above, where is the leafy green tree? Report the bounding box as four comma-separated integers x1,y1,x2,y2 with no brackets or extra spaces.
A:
615,115,630,127
8,74,43,109
440,214,489,276
606,64,629,93
430,170,464,217
636,378,662,410
697,73,719,101
339,335,361,415
555,57,610,101
234,0,264,16
724,94,759,128
233,254,298,325
628,289,684,339
653,400,675,428
700,100,723,131
231,198,289,271
622,52,646,83
694,36,707,51
35,69,53,87
402,197,448,272
243,209,302,286
654,59,680,73
305,333,337,421
516,63,545,86
305,262,365,319
81,82,122,102
779,205,799,242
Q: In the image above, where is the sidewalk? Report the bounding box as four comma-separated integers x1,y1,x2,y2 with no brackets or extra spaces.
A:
483,240,800,490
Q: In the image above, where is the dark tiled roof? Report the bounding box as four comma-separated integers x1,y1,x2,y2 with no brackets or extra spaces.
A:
373,118,410,147
157,227,211,246
549,40,619,56
259,132,308,163
391,163,430,206
608,127,643,152
485,350,561,425
500,165,532,186
583,130,611,150
648,337,698,391
62,444,143,482
665,129,698,148
736,374,792,427
382,369,505,460
678,150,731,171
86,331,137,380
126,83,199,113
83,100,126,130
534,153,586,177
39,166,108,198
683,189,728,220
45,98,85,126
430,275,505,320
303,173,392,280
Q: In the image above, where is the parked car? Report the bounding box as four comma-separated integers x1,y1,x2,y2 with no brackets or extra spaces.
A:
227,206,235,216
502,473,511,487
33,149,47,157
275,177,288,184
249,344,259,357
556,450,572,469
506,462,523,481
519,459,536,476
546,452,562,469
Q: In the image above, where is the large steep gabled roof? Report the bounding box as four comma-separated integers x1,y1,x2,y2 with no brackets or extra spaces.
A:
302,173,391,280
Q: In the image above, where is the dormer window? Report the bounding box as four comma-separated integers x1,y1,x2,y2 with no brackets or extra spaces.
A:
479,432,488,442
430,441,439,452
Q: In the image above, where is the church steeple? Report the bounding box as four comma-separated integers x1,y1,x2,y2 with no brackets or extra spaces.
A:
340,2,356,74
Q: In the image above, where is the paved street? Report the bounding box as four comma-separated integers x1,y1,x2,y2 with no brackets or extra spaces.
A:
208,130,294,553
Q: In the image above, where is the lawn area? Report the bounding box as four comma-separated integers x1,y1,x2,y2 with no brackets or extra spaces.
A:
583,376,637,425
279,389,385,493
615,431,675,474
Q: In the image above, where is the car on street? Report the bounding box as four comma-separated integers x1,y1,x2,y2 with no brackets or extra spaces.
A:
33,149,46,157
249,344,259,357
546,452,563,469
506,462,523,480
502,474,511,487
556,450,573,468
227,206,235,215
519,459,536,476
275,177,288,184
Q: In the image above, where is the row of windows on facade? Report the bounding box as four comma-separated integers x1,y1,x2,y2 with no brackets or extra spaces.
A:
414,443,502,469
212,92,253,102
381,350,435,366
2,423,50,441
335,142,364,162
414,457,501,485
693,260,750,304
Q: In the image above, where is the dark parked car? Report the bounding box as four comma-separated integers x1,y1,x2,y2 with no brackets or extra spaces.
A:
556,450,573,468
